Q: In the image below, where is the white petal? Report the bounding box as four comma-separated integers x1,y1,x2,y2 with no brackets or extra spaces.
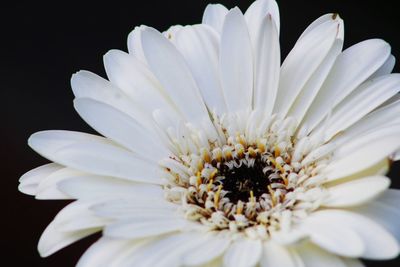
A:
341,258,365,267
74,97,169,161
104,215,187,240
253,14,280,115
38,200,107,257
219,7,253,112
245,0,280,45
39,224,98,258
332,99,400,148
223,238,262,267
295,243,347,267
116,232,201,267
274,14,342,116
260,242,304,267
141,27,210,125
103,49,181,123
58,175,163,200
91,198,176,219
289,40,343,124
304,210,399,260
370,54,396,79
174,25,227,114
29,130,163,184
18,163,62,196
302,39,391,132
300,215,364,257
319,74,400,141
35,167,83,200
182,234,230,266
202,4,228,33
127,25,148,63
71,71,156,135
323,176,390,207
353,189,400,244
77,237,136,267
325,125,400,181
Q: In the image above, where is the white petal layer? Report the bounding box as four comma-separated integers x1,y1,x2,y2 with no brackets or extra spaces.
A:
260,242,303,267
174,25,227,114
29,130,162,184
295,243,348,267
323,176,390,207
74,97,169,161
18,163,62,196
303,210,399,259
38,200,108,257
223,238,262,267
141,27,210,125
303,39,391,132
274,14,342,116
58,175,163,200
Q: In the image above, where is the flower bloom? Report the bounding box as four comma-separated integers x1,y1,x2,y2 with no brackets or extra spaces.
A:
19,0,400,266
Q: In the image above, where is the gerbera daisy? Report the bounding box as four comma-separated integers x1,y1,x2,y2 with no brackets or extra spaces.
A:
19,0,400,266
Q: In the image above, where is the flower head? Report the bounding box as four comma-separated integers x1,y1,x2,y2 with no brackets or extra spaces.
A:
19,0,400,266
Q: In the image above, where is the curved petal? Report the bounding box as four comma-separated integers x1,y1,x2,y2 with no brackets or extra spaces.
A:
294,243,348,267
260,242,304,267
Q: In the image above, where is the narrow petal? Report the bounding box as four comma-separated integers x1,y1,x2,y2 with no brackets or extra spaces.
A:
302,39,391,132
18,163,62,196
202,4,228,33
223,238,262,267
274,14,342,116
174,25,227,114
323,176,390,207
74,97,170,161
253,14,280,115
219,7,253,112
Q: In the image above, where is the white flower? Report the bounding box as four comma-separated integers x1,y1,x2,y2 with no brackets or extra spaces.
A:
19,0,400,266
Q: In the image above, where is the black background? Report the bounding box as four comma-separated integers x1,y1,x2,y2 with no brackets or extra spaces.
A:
2,0,400,266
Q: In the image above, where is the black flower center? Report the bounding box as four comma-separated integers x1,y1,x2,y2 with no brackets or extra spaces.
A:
218,158,273,203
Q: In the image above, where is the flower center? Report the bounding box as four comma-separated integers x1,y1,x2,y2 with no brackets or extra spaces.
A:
161,113,329,238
